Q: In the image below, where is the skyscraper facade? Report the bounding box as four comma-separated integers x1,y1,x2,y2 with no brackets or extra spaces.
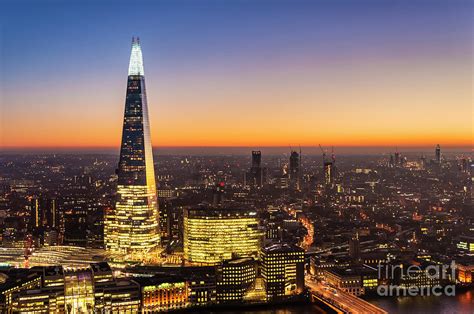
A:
105,38,159,258
245,151,265,187
183,207,262,264
324,161,333,186
289,150,301,190
435,144,441,164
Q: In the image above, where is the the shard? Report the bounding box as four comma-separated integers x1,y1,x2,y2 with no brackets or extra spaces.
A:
105,37,159,259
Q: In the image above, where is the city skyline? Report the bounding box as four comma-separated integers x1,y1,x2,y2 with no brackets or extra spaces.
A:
0,1,472,312
0,0,472,150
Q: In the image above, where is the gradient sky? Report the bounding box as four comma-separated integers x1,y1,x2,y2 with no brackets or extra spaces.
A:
0,0,472,150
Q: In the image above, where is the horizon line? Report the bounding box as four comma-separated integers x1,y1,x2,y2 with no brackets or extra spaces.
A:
1,145,472,156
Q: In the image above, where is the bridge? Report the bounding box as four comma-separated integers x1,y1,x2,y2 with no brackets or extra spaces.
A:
306,277,387,314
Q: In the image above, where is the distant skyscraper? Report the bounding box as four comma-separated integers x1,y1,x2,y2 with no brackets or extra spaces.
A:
289,150,301,190
324,161,333,185
105,38,159,258
245,151,264,187
394,151,401,166
435,144,441,164
29,197,43,230
252,150,262,169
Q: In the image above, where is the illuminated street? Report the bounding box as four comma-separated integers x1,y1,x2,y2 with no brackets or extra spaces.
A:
306,276,387,314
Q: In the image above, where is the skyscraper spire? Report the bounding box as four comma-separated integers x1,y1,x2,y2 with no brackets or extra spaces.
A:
105,38,159,260
128,37,145,76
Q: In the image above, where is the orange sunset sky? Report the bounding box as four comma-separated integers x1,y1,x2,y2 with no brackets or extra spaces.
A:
0,1,472,150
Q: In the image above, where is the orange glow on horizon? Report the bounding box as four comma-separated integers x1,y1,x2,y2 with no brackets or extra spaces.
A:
1,50,471,150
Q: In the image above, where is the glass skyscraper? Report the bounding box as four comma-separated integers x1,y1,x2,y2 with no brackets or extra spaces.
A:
105,38,159,259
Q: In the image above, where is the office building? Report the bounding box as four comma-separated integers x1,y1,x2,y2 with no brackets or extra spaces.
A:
260,243,304,301
105,38,160,259
324,161,333,185
323,268,364,296
2,263,141,313
217,257,257,303
289,150,301,190
184,207,262,264
245,151,265,187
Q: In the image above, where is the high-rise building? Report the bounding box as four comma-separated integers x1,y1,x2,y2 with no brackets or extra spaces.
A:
435,144,441,164
245,151,265,187
289,150,301,190
324,161,333,185
29,196,43,230
260,243,305,301
183,207,262,264
105,38,160,258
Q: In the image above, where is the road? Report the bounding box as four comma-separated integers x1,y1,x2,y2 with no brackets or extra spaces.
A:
306,277,387,314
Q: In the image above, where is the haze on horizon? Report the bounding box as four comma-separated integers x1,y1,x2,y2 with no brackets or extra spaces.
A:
0,0,472,150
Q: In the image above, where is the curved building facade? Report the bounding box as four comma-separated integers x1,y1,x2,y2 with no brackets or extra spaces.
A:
184,208,262,264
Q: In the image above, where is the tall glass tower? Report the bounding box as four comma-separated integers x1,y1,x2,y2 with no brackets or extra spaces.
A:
105,37,159,259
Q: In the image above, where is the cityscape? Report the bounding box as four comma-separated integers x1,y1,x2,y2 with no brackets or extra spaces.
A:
0,0,472,313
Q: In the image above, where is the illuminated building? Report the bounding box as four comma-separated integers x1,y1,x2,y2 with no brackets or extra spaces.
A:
260,243,304,301
29,197,43,230
28,196,59,233
456,235,474,254
62,198,88,247
183,207,262,264
2,218,24,248
136,276,188,312
64,268,95,312
323,268,365,296
398,262,442,288
360,252,389,268
3,263,140,313
217,257,256,303
0,270,42,312
265,222,282,240
309,255,351,278
324,161,333,185
122,265,217,307
457,261,474,284
94,279,140,312
105,37,160,259
158,200,183,244
184,268,216,306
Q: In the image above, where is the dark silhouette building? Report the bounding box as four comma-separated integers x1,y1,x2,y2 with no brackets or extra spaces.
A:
289,150,301,190
435,144,441,164
245,151,265,187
